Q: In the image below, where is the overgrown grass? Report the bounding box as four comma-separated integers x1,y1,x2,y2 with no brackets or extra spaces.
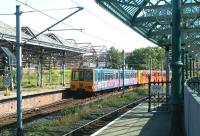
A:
0,89,147,136
0,69,71,92
1,89,147,136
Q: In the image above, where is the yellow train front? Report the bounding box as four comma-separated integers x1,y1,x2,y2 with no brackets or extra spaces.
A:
70,67,94,92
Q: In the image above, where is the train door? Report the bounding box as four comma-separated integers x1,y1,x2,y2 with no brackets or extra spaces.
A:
70,68,79,91
84,69,94,92
79,69,85,90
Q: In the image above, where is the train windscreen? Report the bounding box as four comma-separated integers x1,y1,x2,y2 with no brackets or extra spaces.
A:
72,71,79,81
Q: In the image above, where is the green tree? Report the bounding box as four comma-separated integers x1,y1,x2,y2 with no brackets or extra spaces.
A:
107,46,122,68
126,47,165,70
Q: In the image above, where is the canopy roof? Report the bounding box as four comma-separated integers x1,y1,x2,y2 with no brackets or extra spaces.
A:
96,0,200,58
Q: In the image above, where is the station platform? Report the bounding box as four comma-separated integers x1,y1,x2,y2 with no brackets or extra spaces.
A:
0,85,69,101
92,102,171,136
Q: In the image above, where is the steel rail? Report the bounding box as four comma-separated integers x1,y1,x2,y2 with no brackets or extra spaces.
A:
63,96,148,136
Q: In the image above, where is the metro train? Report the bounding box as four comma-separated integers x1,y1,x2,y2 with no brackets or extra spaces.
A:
70,67,167,93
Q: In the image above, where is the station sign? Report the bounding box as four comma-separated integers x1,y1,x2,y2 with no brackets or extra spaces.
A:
151,85,163,94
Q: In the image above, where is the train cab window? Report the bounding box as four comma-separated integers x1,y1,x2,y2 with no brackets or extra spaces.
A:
79,70,84,81
72,71,79,81
85,70,93,81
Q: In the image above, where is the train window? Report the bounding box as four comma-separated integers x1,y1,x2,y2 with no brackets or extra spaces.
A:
95,72,98,81
102,72,104,81
79,70,84,81
105,74,108,80
72,71,79,81
98,72,101,81
85,71,93,81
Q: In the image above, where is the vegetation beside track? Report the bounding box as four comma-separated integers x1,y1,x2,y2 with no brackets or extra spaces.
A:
0,69,71,91
1,89,147,136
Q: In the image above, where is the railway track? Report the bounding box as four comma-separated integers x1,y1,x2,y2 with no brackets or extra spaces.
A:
63,96,148,136
0,87,144,129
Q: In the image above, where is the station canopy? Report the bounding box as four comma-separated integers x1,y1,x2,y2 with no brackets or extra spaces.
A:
96,0,200,58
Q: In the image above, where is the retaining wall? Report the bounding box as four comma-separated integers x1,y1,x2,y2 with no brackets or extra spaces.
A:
0,90,66,117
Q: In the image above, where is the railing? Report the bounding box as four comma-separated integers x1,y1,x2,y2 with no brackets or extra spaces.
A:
187,77,200,95
184,77,200,136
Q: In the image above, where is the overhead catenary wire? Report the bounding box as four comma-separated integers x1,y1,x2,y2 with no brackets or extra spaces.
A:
69,0,122,32
16,0,116,46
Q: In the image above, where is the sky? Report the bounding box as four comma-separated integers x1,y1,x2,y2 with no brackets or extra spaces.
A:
0,0,156,52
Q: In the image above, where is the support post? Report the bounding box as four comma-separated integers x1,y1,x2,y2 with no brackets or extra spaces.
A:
40,57,43,87
62,61,65,86
192,58,195,77
28,60,30,84
9,57,14,91
148,74,151,112
185,51,188,79
190,56,192,78
161,60,163,81
48,60,51,84
165,47,170,97
37,60,40,86
197,60,199,78
16,5,23,135
181,48,185,99
122,49,125,94
150,58,152,82
170,0,184,135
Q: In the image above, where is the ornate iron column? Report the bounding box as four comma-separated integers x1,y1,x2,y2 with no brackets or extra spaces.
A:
185,51,188,79
170,0,184,135
192,58,195,77
181,48,185,99
189,56,192,78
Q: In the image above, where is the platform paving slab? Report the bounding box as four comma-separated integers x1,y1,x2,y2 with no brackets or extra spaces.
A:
92,103,171,136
